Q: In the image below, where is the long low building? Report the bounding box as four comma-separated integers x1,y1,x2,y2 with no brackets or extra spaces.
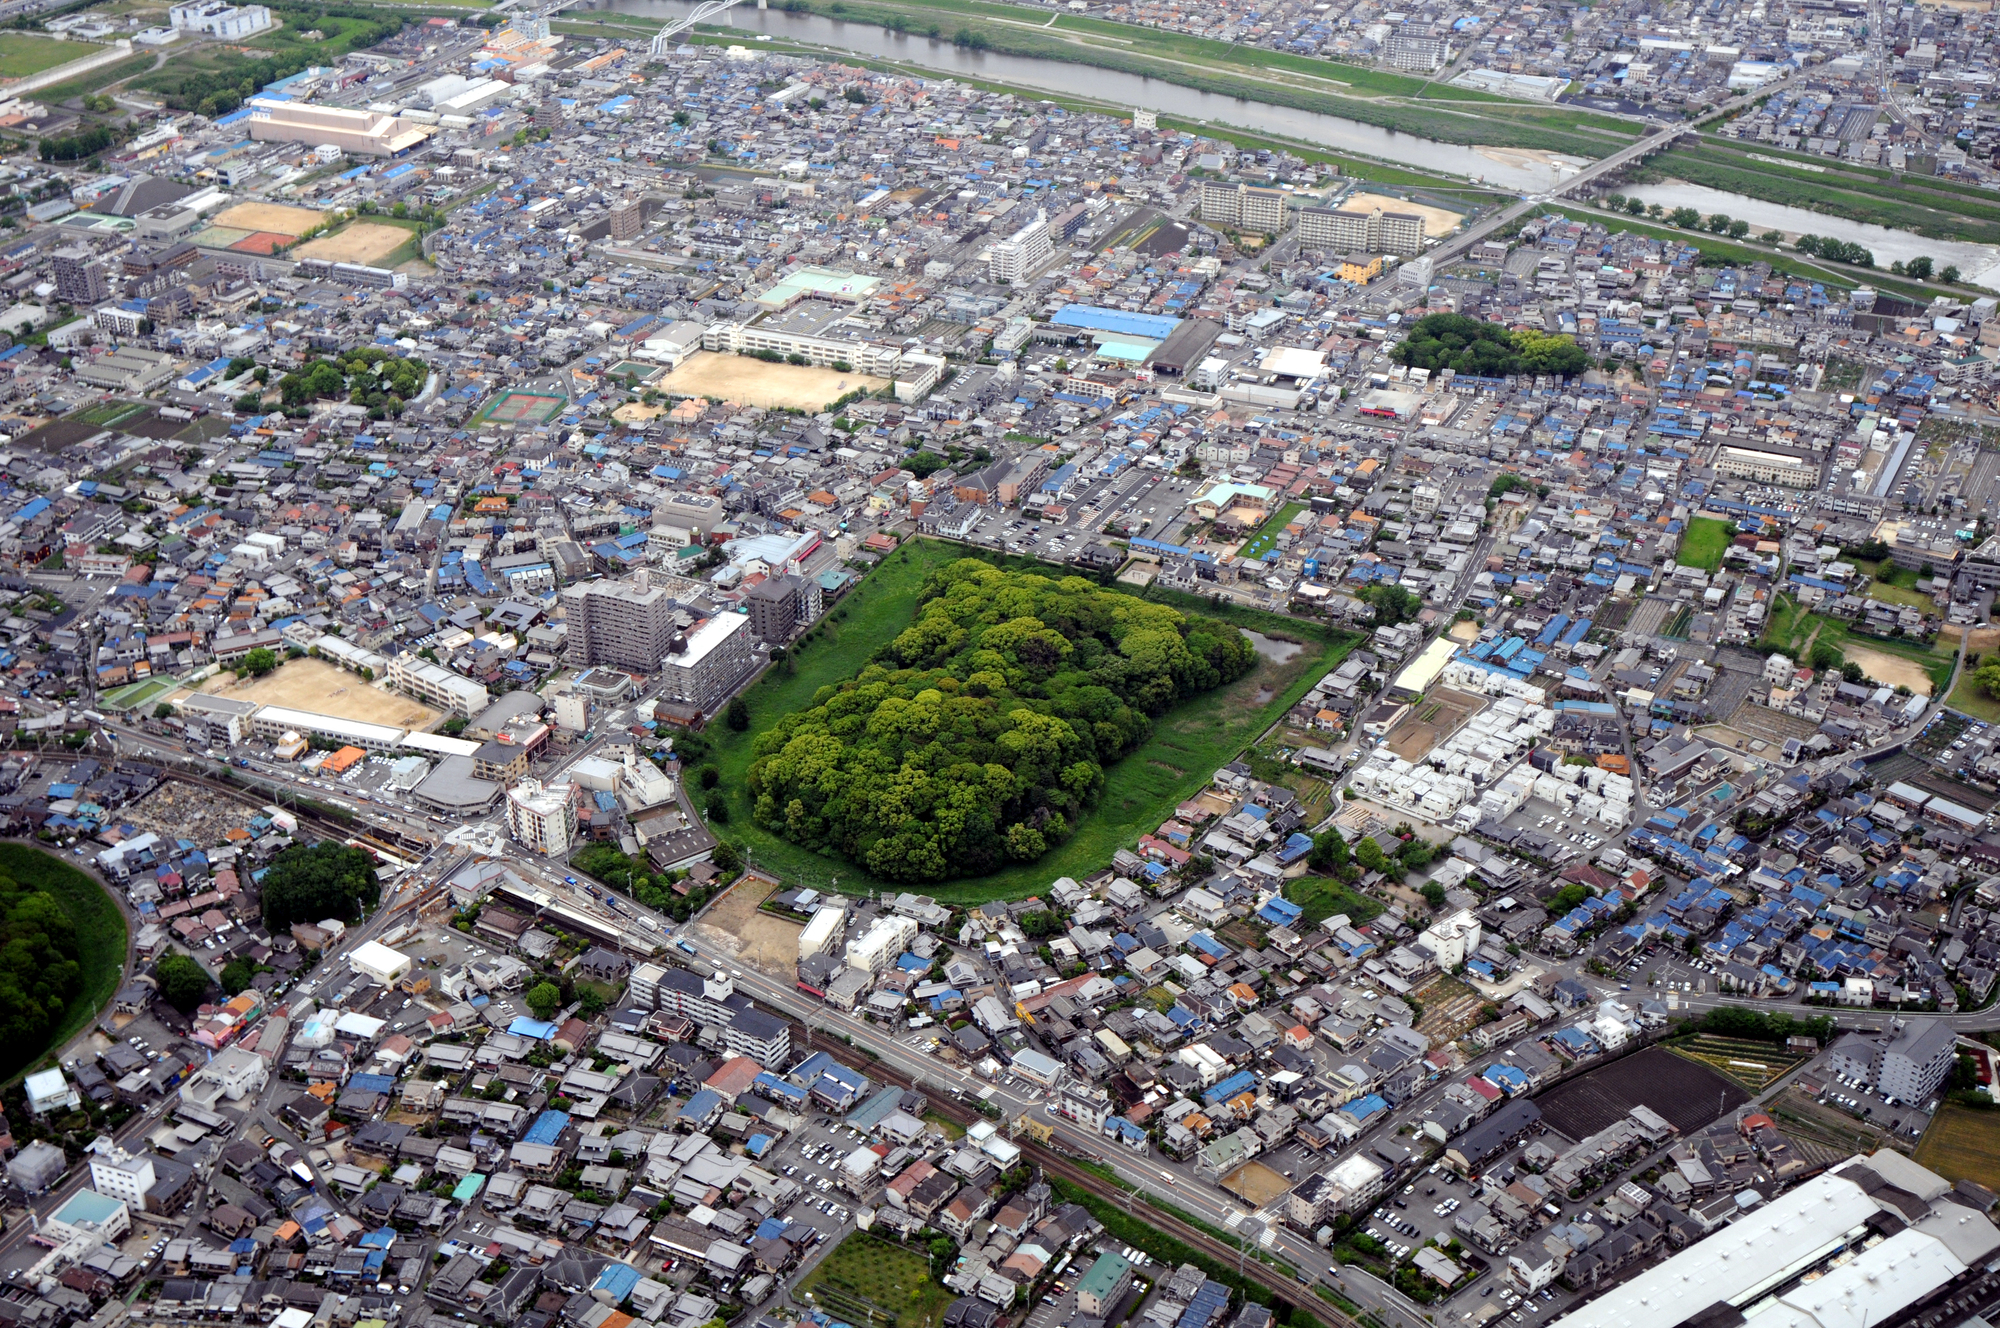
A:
1550,1151,2000,1328
247,99,432,157
697,322,945,403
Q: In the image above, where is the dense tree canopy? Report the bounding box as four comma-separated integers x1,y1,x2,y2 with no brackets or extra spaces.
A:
0,867,84,1074
748,560,1259,882
156,951,211,1013
1389,313,1590,378
260,842,380,932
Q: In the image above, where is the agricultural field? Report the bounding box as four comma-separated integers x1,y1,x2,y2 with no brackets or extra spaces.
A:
706,539,1356,903
0,32,99,79
1676,517,1733,571
1670,1034,1808,1092
795,1233,951,1328
1537,1046,1749,1141
1913,1101,2000,1191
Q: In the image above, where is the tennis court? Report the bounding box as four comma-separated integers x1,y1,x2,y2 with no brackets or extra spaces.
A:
477,390,568,424
100,676,180,712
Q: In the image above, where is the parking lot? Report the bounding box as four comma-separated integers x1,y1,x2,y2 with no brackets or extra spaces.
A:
1502,796,1616,864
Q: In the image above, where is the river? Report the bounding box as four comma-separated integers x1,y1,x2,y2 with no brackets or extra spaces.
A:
606,0,2000,289
1623,180,2000,292
598,0,1587,191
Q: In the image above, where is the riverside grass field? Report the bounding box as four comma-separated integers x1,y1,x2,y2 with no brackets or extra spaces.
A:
706,538,1356,904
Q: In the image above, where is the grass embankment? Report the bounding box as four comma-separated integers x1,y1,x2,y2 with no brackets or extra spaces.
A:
35,52,150,102
641,0,1641,155
1642,141,2000,249
1676,516,1733,571
1945,673,2000,724
0,32,100,78
0,844,128,1085
709,539,1356,904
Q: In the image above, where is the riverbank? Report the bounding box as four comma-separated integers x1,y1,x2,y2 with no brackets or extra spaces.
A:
612,0,1644,156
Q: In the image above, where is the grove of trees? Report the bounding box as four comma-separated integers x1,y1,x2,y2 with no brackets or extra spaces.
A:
0,866,84,1076
747,559,1260,881
259,841,380,932
155,951,211,1014
1389,313,1590,379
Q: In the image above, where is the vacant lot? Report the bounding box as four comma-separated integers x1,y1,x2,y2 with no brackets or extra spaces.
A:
1914,1101,2000,1190
296,221,414,265
1220,1160,1292,1206
796,1233,951,1328
688,872,803,977
708,540,1357,903
212,201,324,238
1677,517,1734,571
1385,686,1486,761
1341,191,1463,237
656,351,890,411
189,658,439,730
1283,876,1383,927
0,33,98,80
1537,1046,1748,1141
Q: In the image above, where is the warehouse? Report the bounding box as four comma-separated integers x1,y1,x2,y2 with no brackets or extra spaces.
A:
1549,1152,2000,1328
350,940,412,987
1388,638,1460,702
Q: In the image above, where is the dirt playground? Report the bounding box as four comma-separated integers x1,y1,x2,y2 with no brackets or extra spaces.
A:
211,201,326,238
689,872,806,976
182,657,441,729
1843,645,1935,696
295,222,412,265
655,351,890,411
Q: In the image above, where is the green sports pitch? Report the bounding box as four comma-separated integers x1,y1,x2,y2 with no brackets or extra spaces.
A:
99,675,180,712
476,390,568,424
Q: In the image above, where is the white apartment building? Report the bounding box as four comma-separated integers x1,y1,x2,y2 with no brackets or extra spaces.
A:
1198,181,1287,233
990,211,1052,284
657,612,757,712
505,779,578,855
387,652,490,718
1298,205,1427,257
845,914,919,974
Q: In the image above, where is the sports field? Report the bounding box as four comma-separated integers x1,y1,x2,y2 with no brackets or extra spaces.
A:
1915,1100,2000,1191
0,32,100,80
100,675,180,712
187,658,439,730
707,539,1357,904
229,231,291,255
656,350,889,411
295,221,414,265
211,201,324,239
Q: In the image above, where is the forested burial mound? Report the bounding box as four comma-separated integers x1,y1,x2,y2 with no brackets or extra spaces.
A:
746,559,1260,883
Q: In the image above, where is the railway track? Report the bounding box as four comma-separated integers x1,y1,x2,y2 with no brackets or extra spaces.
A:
797,1025,1369,1328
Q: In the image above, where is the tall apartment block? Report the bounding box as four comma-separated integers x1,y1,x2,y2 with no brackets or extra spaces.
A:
52,247,108,304
990,211,1052,284
561,571,679,671
1198,181,1287,233
609,198,644,242
1298,205,1427,257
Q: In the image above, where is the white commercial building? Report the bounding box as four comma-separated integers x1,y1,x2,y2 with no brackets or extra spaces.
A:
24,1068,79,1116
350,939,413,987
87,1148,156,1208
506,778,578,855
179,1045,269,1112
168,0,271,36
